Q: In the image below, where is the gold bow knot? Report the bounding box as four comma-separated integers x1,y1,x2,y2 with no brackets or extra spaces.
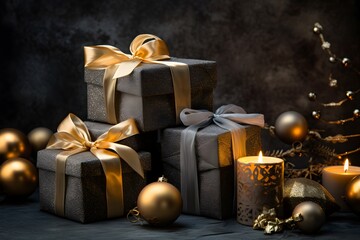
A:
84,34,191,124
46,113,143,218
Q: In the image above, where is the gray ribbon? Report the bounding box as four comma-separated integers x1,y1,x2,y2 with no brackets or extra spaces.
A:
180,104,265,215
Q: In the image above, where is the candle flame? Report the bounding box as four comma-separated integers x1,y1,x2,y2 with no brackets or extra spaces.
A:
258,151,263,163
344,159,349,173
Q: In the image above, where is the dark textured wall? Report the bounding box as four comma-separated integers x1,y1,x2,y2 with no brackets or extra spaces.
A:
1,0,360,160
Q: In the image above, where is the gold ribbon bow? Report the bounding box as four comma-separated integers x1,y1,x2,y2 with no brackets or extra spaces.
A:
46,113,143,218
84,34,191,124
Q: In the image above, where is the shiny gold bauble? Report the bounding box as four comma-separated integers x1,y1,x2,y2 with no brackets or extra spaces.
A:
292,201,325,234
0,128,31,164
284,178,339,217
137,179,182,226
345,176,360,216
28,127,53,152
274,111,308,144
0,158,38,197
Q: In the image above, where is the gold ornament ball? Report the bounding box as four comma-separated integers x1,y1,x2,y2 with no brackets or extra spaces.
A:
345,176,360,216
0,128,31,164
274,111,309,144
292,201,325,234
28,127,53,152
137,180,182,227
0,158,38,197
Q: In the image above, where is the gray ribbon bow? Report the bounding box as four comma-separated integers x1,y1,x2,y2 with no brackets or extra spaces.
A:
180,104,265,214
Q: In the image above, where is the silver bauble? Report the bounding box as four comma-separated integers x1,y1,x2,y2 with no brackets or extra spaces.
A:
292,201,325,234
274,111,308,144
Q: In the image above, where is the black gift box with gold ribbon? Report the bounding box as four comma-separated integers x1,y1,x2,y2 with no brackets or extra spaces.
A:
37,149,151,223
85,57,216,132
37,115,152,223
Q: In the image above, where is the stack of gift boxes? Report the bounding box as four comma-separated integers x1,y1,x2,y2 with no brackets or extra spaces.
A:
37,35,263,223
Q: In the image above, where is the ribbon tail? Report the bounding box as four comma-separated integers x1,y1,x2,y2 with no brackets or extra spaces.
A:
91,148,124,218
180,120,211,215
103,65,119,124
104,142,144,178
213,117,247,215
103,59,143,124
170,64,191,124
54,148,87,216
154,61,191,124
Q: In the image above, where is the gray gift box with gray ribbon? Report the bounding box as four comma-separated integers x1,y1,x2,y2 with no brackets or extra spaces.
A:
37,121,152,223
160,125,262,219
85,58,217,132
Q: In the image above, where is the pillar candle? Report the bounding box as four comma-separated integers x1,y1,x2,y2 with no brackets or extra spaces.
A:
322,160,360,211
237,152,284,226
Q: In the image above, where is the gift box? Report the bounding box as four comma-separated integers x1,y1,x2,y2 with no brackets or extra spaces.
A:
37,149,151,223
160,124,262,219
85,57,217,132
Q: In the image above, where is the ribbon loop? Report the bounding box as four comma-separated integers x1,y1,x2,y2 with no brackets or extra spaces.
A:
46,114,142,218
179,104,265,214
84,34,190,124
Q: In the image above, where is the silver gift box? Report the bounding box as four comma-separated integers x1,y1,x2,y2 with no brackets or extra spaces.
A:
161,125,262,219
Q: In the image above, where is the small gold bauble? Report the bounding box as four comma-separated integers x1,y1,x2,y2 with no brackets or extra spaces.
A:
0,158,38,197
274,111,308,144
345,176,360,216
312,110,321,120
308,92,317,101
28,127,53,152
346,91,354,100
292,201,325,234
353,109,360,119
137,179,182,226
0,128,31,164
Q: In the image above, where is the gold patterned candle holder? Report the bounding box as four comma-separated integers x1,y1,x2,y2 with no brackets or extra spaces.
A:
237,152,284,226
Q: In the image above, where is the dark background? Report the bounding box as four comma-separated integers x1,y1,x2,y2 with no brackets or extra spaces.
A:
1,0,360,163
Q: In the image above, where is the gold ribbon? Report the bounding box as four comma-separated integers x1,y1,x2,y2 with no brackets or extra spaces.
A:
46,113,143,218
84,34,191,125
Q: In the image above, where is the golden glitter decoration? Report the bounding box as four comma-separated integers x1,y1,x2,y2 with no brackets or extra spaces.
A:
283,178,340,217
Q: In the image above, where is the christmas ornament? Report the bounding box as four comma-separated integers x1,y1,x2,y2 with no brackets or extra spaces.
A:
28,127,53,152
308,92,316,101
0,158,37,197
283,178,339,217
0,128,31,164
328,74,338,87
292,201,325,234
311,111,321,120
128,176,182,227
342,58,351,68
345,176,360,215
329,56,336,63
353,109,360,118
346,91,354,100
274,111,308,144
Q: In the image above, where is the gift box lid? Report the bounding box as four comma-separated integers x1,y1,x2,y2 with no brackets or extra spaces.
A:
161,125,261,172
84,57,217,97
37,149,151,178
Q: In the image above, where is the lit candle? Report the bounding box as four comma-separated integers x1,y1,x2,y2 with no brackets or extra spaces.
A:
237,151,284,226
322,159,360,211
